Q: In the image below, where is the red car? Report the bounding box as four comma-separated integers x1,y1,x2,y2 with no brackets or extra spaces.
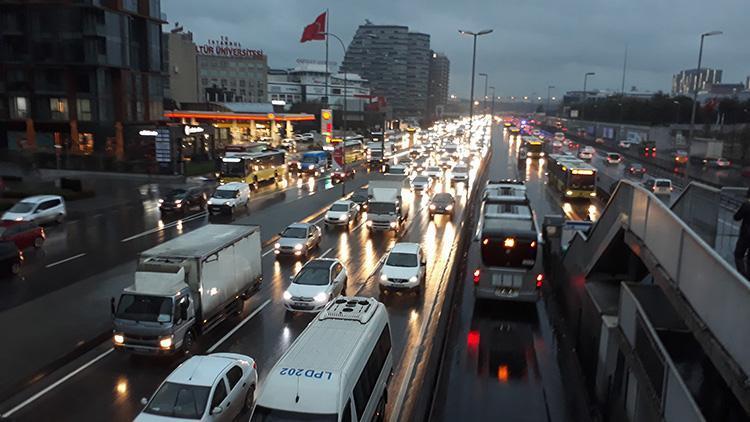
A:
0,221,45,250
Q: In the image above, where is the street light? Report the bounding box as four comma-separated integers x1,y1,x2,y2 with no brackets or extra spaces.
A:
582,72,595,119
459,29,493,142
546,85,555,116
478,72,488,113
688,30,723,149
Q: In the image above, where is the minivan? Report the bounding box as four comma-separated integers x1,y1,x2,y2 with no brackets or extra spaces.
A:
2,195,66,224
207,182,250,215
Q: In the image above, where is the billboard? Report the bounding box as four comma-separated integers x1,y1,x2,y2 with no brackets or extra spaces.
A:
321,109,333,136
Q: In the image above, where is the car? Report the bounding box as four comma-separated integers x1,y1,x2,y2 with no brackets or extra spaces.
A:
552,140,563,149
673,150,689,165
135,353,258,422
627,163,646,176
379,242,427,294
324,200,360,228
331,167,356,183
2,195,66,224
385,164,409,176
0,241,23,275
605,153,623,165
429,192,456,218
350,187,369,211
450,165,470,184
159,187,207,214
409,149,420,159
578,147,594,160
532,129,541,137
553,132,565,142
644,178,673,195
207,182,250,215
423,166,442,179
618,140,632,149
438,156,453,170
413,158,428,173
410,175,433,193
282,258,347,313
0,221,45,250
274,222,322,258
595,137,606,144
715,157,731,168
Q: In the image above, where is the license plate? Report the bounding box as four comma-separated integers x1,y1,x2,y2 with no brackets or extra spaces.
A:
522,259,535,266
491,273,521,287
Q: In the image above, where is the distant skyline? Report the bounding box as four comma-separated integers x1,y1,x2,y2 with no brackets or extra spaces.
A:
163,0,749,98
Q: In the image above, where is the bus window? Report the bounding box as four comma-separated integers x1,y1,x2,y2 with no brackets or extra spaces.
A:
221,160,246,177
481,219,536,268
569,173,595,189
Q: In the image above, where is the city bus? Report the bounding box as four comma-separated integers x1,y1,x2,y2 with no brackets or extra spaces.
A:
521,136,545,159
219,149,286,186
547,154,597,199
473,180,542,302
342,136,366,164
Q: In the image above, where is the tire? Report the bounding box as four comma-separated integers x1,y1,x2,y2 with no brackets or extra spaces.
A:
183,330,196,356
11,263,20,275
243,385,256,413
33,237,44,248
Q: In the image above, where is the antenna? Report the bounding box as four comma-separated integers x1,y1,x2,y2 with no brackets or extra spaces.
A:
295,373,301,403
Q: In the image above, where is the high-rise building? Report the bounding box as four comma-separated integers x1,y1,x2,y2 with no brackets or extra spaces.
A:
163,25,199,105
427,52,450,118
672,68,722,96
746,75,750,90
195,36,268,103
342,24,431,119
0,0,166,160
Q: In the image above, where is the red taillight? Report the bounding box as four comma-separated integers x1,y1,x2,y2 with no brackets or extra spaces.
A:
467,330,480,348
536,273,544,288
530,241,537,248
473,268,480,284
253,361,257,369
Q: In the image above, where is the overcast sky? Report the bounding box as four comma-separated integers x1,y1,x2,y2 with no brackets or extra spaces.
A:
163,0,749,99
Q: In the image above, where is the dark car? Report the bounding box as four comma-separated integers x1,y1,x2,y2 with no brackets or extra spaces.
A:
0,241,22,275
331,168,356,183
158,186,207,214
428,192,456,218
627,163,646,176
0,221,45,250
350,188,369,211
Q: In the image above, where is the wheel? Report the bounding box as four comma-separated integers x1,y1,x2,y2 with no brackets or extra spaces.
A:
243,385,256,413
182,330,196,356
33,237,44,248
253,177,259,189
11,263,20,275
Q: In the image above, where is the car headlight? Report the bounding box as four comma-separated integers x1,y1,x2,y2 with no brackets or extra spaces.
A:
313,292,328,303
159,336,173,349
283,290,292,301
389,221,397,228
565,190,573,196
339,215,347,221
113,333,124,345
540,152,545,157
158,199,164,204
409,276,418,283
380,273,388,282
274,243,281,249
294,243,303,251
429,204,436,210
590,192,597,197
308,165,314,169
445,204,453,211
366,220,373,227
174,200,183,206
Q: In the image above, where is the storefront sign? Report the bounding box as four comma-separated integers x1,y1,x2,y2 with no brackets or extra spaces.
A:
139,129,158,137
154,128,171,163
184,126,204,136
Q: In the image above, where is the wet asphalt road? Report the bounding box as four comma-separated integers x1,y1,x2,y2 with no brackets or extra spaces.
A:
2,137,487,420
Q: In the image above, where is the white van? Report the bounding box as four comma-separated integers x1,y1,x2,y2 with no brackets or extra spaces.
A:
207,182,250,215
2,195,66,224
252,297,392,422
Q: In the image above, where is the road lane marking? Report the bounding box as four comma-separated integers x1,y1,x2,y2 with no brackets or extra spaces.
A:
317,247,333,259
1,348,114,418
45,253,86,268
120,211,206,242
207,299,271,353
262,248,275,257
355,255,387,295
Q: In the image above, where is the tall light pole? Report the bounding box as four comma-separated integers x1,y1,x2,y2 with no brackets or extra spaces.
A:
582,72,595,120
546,85,555,116
688,31,722,149
478,72,488,113
459,29,493,142
322,32,349,197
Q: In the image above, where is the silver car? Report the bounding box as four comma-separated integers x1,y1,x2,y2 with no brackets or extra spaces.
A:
274,222,322,258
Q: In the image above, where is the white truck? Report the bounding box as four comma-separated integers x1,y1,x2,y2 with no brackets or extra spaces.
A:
111,224,262,355
366,175,409,234
689,137,724,164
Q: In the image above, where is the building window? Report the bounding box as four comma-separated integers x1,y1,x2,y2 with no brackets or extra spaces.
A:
77,99,92,121
221,79,227,87
239,80,246,87
50,98,69,120
10,97,29,119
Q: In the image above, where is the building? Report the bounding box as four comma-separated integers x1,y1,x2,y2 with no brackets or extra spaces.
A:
342,24,431,119
745,75,750,90
196,36,268,103
427,52,450,119
672,68,722,96
0,0,166,161
163,24,198,105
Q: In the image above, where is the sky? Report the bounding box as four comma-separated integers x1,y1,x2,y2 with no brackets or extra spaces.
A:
162,0,749,99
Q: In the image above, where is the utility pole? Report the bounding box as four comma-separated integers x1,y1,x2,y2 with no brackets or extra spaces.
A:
459,29,493,143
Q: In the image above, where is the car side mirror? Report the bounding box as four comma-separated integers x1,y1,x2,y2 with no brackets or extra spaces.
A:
212,406,223,415
289,275,294,281
140,397,148,406
110,297,116,317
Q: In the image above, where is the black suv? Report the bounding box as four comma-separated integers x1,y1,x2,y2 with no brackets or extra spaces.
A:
0,241,22,276
158,186,207,214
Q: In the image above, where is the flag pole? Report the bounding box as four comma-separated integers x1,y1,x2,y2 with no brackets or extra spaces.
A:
324,9,329,108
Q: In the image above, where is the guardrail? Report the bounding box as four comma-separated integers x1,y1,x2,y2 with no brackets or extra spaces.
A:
563,179,750,384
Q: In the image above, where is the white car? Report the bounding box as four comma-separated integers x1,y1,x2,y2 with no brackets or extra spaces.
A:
423,166,442,180
283,258,347,313
410,175,433,193
379,242,427,293
207,182,250,215
324,200,359,227
715,157,731,168
553,132,565,142
644,178,673,195
552,140,563,149
618,140,632,149
605,153,623,165
450,165,470,184
274,223,322,258
578,147,594,160
136,353,258,422
2,195,66,224
386,164,409,176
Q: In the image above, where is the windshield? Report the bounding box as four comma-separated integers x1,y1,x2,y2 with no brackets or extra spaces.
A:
8,202,35,213
481,236,537,268
143,382,210,419
221,161,246,177
368,202,397,214
569,174,595,189
454,166,468,173
413,176,429,183
389,167,406,175
426,167,440,172
293,267,330,286
212,190,238,199
251,406,337,422
386,252,418,267
432,194,453,204
329,204,349,212
302,156,320,163
116,295,172,322
526,143,543,153
281,227,307,238
656,180,671,187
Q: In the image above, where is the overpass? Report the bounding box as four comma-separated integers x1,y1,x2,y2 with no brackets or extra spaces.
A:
545,179,750,421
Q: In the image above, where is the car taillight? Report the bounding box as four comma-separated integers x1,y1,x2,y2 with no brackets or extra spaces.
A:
536,273,544,288
473,268,480,284
253,361,257,369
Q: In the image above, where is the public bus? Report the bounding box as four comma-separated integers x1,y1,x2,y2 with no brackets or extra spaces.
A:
342,136,365,164
521,136,545,159
219,149,286,186
547,154,597,199
223,142,268,157
473,180,542,302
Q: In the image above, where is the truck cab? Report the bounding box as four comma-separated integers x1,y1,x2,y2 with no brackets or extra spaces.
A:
366,175,409,234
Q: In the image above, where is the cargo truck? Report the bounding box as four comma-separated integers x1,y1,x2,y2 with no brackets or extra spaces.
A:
111,224,262,355
366,175,409,234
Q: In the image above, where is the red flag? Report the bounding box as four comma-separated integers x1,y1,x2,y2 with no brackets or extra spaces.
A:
300,12,326,42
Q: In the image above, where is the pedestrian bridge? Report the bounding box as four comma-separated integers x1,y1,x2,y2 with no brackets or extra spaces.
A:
550,179,750,421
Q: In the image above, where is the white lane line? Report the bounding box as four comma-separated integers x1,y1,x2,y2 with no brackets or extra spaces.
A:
207,299,271,353
317,247,333,259
312,216,325,224
262,248,275,257
1,347,114,418
45,253,86,268
120,212,206,243
355,255,387,295
352,219,366,231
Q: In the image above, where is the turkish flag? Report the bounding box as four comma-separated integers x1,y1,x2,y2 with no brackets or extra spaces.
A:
300,12,326,43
